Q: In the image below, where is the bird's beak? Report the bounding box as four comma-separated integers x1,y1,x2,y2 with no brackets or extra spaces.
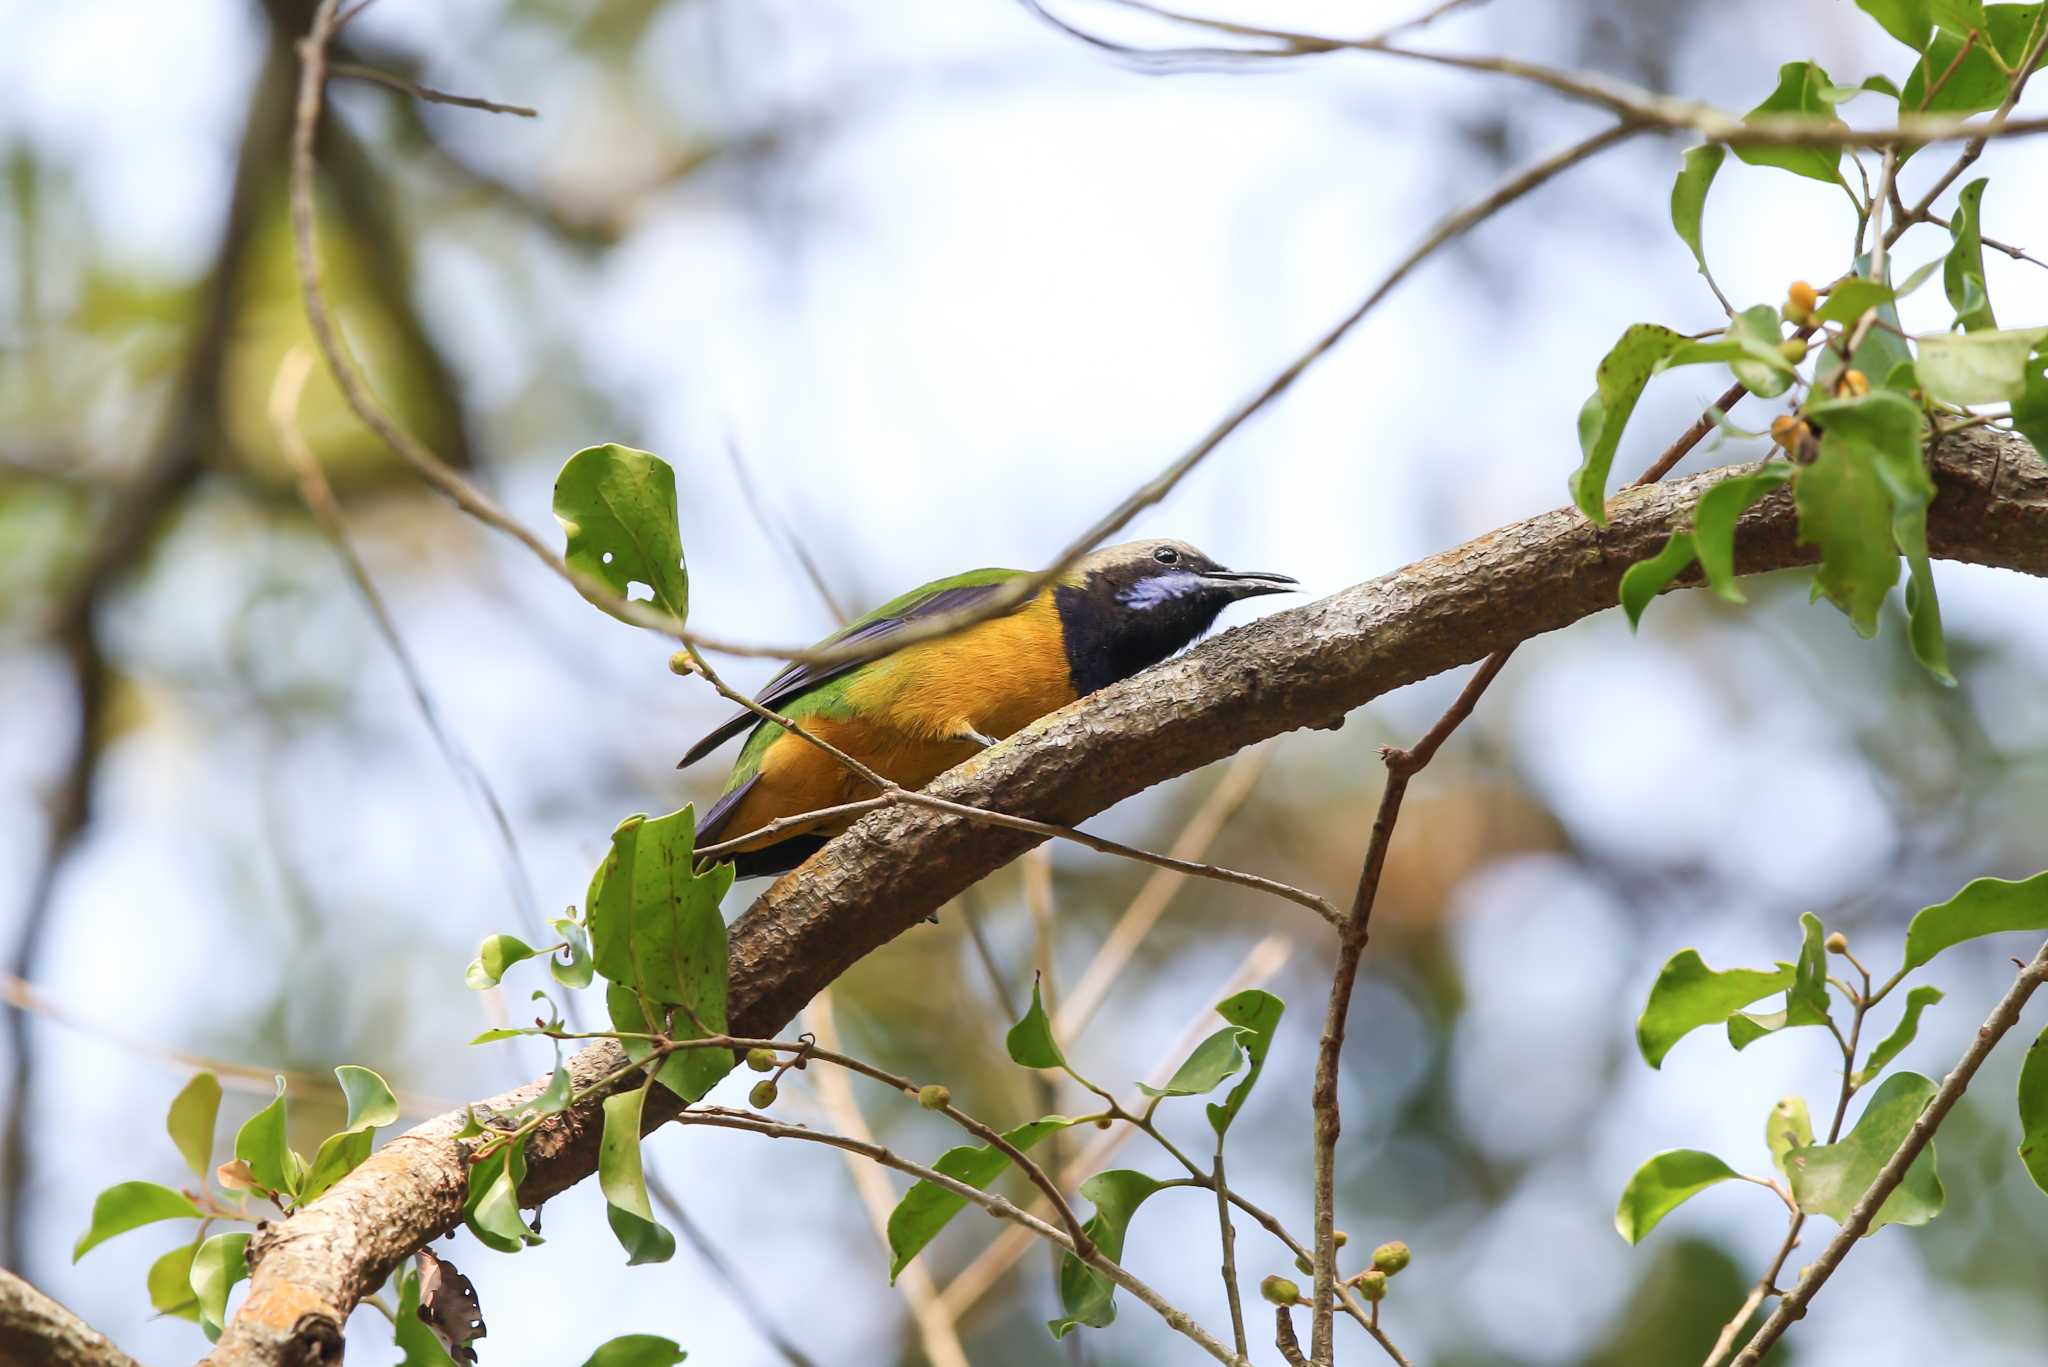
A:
1201,568,1299,600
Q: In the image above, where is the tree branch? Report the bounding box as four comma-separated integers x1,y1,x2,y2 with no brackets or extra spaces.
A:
0,1268,142,1367
207,426,2048,1365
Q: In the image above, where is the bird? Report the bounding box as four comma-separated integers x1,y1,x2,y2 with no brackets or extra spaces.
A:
678,539,1297,878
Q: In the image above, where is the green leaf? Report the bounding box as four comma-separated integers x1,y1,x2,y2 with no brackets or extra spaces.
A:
1669,145,1725,284
1049,1171,1164,1338
1571,325,1689,523
466,934,538,990
2011,338,2048,459
886,1116,1077,1280
606,986,707,1102
301,1066,400,1202
1858,0,1933,48
393,1266,461,1367
1767,1096,1814,1180
1796,423,1900,638
1901,28,2012,116
2017,1024,2048,1194
147,1240,202,1322
235,1077,299,1199
1724,304,1798,398
552,917,595,990
1006,977,1067,1070
1944,179,1998,332
1138,1025,1247,1099
1693,465,1795,602
553,443,689,625
1619,531,1697,629
1928,0,1987,33
1207,988,1285,1138
586,807,734,1102
535,1061,573,1116
470,1027,537,1044
166,1072,222,1179
465,1138,542,1253
1856,986,1945,1085
1808,389,1949,680
1903,870,2048,969
580,1335,688,1367
600,1082,676,1265
1729,914,1834,1049
190,1230,252,1342
72,1181,202,1261
1614,1149,1740,1244
1917,327,2048,404
1733,62,1845,183
1787,1071,1944,1232
1814,277,1896,328
1636,950,1793,1068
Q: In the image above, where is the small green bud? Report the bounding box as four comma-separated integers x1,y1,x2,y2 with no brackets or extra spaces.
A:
1259,1275,1302,1306
1371,1241,1411,1275
1332,1229,1349,1249
1353,1268,1388,1302
748,1079,779,1110
918,1084,951,1110
745,1047,778,1072
1825,932,1848,955
1295,1254,1314,1276
667,649,697,676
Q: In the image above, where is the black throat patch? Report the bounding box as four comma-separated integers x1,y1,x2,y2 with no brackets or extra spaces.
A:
1054,568,1232,695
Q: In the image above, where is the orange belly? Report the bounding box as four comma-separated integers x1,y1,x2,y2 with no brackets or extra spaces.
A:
717,588,1077,851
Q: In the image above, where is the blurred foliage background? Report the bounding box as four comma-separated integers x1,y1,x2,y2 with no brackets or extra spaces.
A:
5,0,2048,1363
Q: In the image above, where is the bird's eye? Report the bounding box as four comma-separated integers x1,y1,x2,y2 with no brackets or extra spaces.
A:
1153,546,1179,565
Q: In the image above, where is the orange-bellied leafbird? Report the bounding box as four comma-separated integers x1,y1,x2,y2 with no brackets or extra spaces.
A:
679,539,1296,876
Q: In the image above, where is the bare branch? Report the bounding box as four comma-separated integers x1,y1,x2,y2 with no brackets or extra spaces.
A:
0,1269,142,1367
328,61,537,117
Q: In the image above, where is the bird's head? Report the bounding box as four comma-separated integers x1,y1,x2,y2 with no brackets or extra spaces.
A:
1055,539,1298,693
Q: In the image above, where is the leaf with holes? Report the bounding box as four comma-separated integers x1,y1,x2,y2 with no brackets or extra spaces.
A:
553,443,689,625
586,807,734,1101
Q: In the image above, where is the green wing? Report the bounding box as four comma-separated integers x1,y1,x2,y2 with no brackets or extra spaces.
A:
680,565,1027,774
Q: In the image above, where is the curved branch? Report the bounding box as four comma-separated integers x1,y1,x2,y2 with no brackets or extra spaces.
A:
0,1269,142,1367
208,426,2048,1365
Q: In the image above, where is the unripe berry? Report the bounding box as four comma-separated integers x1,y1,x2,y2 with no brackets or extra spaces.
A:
1779,337,1809,364
748,1079,779,1109
1332,1230,1349,1249
1295,1254,1314,1276
1825,932,1848,954
1354,1269,1389,1301
1259,1275,1302,1306
745,1047,778,1072
667,650,697,676
1371,1241,1411,1275
918,1084,951,1110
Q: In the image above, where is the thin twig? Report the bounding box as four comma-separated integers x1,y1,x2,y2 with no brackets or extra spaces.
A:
1732,941,2048,1365
672,1109,1251,1366
267,350,546,944
327,62,537,117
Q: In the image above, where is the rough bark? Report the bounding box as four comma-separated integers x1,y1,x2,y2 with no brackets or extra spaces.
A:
0,1268,144,1367
205,429,2048,1365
